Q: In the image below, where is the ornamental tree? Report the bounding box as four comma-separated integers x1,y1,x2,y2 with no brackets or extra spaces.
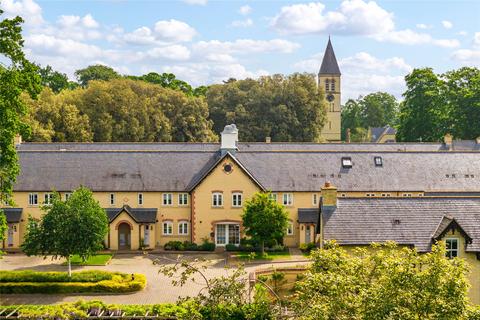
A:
22,187,109,276
241,192,289,255
292,241,470,320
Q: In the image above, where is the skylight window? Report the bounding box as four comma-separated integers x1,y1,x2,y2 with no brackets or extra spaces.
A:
341,157,352,168
374,156,383,167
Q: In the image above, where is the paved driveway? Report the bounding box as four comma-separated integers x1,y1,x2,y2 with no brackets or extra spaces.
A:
0,253,308,305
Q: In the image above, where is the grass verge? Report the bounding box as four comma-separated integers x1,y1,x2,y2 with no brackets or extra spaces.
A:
236,251,291,261
64,254,113,266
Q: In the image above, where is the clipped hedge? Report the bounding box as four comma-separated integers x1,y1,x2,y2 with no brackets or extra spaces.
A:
0,270,146,294
164,240,215,252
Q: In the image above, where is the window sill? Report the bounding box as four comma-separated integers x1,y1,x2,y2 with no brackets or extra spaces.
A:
162,234,174,236
211,206,224,209
231,206,243,209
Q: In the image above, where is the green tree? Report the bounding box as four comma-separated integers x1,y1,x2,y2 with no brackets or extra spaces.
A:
207,73,326,142
241,192,289,255
74,64,120,87
397,68,449,142
444,67,480,139
0,9,42,240
292,241,469,320
341,99,363,141
22,187,108,276
38,65,74,93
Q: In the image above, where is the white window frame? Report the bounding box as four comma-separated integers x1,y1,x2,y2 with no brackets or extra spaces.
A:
212,192,223,207
162,193,173,206
312,194,318,206
341,157,353,168
287,222,294,235
64,192,72,201
178,221,189,235
29,193,38,206
162,221,173,235
232,193,243,207
178,193,189,206
283,193,293,206
445,238,459,259
44,193,54,205
109,193,115,206
402,193,412,197
138,193,143,205
374,156,383,166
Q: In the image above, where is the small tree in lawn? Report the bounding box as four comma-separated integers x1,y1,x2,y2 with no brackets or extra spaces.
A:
22,187,108,276
242,192,289,255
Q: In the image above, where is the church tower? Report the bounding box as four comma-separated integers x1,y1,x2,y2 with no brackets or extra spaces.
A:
318,38,341,142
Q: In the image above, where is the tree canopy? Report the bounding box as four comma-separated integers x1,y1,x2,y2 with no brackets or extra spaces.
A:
293,241,470,320
397,67,480,142
22,187,109,276
341,92,398,142
241,192,289,255
74,64,121,87
207,73,327,142
0,10,42,240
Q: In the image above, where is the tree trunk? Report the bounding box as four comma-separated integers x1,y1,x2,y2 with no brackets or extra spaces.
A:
67,256,72,277
260,240,265,256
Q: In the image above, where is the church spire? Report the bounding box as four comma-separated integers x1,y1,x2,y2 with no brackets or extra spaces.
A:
319,37,341,75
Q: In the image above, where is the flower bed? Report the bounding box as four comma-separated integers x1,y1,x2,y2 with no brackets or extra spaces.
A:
0,270,146,294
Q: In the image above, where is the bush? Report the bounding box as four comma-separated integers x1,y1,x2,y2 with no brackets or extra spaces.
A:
265,244,286,252
164,240,213,251
468,306,480,320
299,242,316,253
0,271,146,294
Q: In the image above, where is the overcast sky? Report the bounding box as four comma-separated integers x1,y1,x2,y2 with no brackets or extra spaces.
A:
1,0,479,101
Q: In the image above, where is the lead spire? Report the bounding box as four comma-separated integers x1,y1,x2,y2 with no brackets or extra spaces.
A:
319,37,341,75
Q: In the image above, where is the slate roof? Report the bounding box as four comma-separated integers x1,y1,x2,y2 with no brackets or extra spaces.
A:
298,208,319,223
370,126,396,142
321,198,480,252
1,208,22,223
14,144,480,192
105,206,157,223
319,38,341,75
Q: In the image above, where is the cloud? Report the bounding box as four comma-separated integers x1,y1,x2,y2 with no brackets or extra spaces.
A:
231,18,253,28
25,34,105,59
145,45,191,61
0,0,44,25
457,31,468,36
451,49,480,66
182,0,207,5
474,32,480,47
193,39,300,56
442,20,453,29
294,51,411,100
239,5,252,15
124,27,156,45
271,1,394,36
416,23,431,30
153,19,197,43
271,1,459,48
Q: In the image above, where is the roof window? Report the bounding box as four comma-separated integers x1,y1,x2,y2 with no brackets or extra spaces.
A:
374,156,383,167
341,157,352,168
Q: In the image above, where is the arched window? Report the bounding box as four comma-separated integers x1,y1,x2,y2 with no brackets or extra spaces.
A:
331,79,335,91
325,79,330,92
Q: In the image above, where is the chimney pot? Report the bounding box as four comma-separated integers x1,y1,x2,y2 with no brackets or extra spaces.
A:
220,124,239,155
265,137,271,143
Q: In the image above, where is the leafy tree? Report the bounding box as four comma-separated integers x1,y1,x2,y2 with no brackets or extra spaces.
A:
0,210,6,250
74,64,120,87
38,65,76,93
0,9,41,237
241,192,289,255
444,67,480,139
22,187,109,276
341,93,398,142
292,241,470,320
397,68,448,142
207,73,326,142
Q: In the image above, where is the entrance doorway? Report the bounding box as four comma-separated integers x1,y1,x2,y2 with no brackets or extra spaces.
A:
215,223,240,246
305,226,312,243
7,225,14,247
118,223,131,250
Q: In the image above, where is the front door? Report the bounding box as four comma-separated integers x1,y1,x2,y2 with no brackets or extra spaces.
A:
118,223,131,250
215,224,240,246
305,226,311,244
7,225,14,247
144,225,150,247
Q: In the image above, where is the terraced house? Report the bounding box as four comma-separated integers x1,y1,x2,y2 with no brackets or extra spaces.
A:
2,126,480,303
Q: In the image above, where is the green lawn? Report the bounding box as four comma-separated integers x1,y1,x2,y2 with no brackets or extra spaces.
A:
235,251,291,261
64,254,113,266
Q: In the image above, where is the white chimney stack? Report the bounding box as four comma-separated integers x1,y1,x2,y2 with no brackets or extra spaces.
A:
221,124,238,154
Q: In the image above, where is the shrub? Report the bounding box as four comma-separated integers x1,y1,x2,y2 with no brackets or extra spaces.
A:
164,240,214,251
265,244,286,252
299,242,316,253
0,270,117,283
198,238,215,251
164,240,184,251
0,271,146,294
183,241,199,251
468,306,480,320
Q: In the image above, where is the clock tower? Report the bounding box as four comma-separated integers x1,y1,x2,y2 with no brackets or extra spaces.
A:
318,37,341,142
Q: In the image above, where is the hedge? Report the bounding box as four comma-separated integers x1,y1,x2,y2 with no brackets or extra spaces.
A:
0,270,146,294
164,240,215,251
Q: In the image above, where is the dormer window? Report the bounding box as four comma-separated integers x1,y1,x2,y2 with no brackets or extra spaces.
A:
374,156,383,167
341,157,352,168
